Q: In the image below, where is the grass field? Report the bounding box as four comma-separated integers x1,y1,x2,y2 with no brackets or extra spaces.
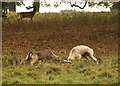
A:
2,12,119,84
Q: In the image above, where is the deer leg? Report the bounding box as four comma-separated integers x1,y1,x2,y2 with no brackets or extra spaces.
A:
85,56,92,61
82,52,91,61
78,54,81,60
19,58,27,66
30,17,33,21
90,56,99,64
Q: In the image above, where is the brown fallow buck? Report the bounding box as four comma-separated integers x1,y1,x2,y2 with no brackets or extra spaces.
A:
18,6,36,21
20,50,70,65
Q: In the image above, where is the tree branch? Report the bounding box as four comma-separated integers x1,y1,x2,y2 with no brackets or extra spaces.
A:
71,1,87,9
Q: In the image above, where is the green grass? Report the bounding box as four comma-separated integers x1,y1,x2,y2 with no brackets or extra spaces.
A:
2,12,119,84
2,56,118,84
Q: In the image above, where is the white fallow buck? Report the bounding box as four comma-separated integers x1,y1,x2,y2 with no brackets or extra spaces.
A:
65,45,99,64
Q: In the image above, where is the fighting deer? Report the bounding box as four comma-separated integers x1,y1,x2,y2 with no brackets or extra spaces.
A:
20,50,62,65
65,45,99,64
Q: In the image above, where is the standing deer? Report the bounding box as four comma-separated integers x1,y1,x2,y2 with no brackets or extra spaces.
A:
18,6,36,21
